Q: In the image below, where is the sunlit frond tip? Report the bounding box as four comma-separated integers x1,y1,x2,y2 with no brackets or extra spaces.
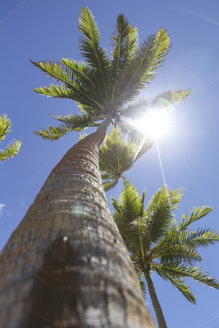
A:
0,140,21,162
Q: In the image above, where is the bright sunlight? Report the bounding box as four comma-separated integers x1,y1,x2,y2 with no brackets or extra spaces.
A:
129,108,174,139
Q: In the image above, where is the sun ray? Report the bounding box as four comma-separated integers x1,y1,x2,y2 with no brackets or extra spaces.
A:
132,135,148,162
0,0,28,26
174,7,219,27
155,141,172,207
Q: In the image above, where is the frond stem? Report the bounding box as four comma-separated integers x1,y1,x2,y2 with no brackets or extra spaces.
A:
104,177,120,192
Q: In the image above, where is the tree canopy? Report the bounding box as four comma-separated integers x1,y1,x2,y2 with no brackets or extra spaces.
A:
32,7,189,141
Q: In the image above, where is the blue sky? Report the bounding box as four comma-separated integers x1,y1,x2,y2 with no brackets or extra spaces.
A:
0,0,219,327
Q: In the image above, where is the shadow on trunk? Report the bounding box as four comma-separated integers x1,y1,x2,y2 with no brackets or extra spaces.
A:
23,236,118,327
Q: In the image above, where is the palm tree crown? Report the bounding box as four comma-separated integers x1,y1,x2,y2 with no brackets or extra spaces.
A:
31,6,189,141
112,181,219,326
0,114,21,162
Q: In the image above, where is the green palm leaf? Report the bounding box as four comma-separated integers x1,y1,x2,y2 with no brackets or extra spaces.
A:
100,128,135,173
179,206,213,230
31,61,104,110
112,14,138,66
0,140,21,162
143,186,174,247
34,125,70,141
78,7,110,101
0,115,21,162
155,264,219,289
50,113,100,130
33,84,75,99
153,264,196,303
61,59,105,103
100,127,153,189
116,28,170,104
121,89,191,118
31,61,73,85
0,114,11,141
110,14,138,101
137,273,147,300
158,243,202,265
177,228,219,248
113,180,143,223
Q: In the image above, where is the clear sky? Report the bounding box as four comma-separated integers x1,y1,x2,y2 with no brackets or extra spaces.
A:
0,0,219,327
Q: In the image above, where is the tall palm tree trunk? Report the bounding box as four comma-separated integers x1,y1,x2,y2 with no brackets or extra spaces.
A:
0,121,154,328
144,269,167,328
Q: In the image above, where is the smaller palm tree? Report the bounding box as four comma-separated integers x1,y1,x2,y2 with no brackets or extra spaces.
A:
112,181,219,328
0,114,21,162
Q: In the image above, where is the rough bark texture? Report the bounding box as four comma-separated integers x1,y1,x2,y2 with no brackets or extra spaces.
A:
144,269,167,328
0,125,155,328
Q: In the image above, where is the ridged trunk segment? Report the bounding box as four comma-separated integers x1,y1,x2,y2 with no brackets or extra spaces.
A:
0,127,155,328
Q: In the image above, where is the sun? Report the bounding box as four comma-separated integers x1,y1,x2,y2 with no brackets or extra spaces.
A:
128,108,174,139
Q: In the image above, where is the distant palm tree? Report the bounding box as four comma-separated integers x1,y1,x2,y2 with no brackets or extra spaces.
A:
0,114,21,162
112,181,219,328
0,7,188,327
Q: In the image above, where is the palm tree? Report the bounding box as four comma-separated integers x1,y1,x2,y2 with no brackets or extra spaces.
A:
112,181,219,328
0,7,188,327
0,114,21,162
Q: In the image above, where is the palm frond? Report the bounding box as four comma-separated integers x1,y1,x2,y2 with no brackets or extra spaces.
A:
61,58,105,102
110,15,138,101
34,125,70,141
100,128,134,174
150,225,218,263
177,228,219,248
78,7,110,101
119,180,143,222
115,28,170,104
0,114,11,141
0,140,21,162
158,243,202,265
133,136,154,162
155,264,219,290
31,61,104,110
138,275,147,300
100,128,153,188
116,118,145,142
31,61,73,85
179,206,213,230
111,197,124,224
140,190,146,217
112,14,138,65
167,187,184,210
153,264,196,303
50,112,100,131
102,179,116,191
140,28,170,83
120,89,191,118
143,186,174,247
33,84,75,99
111,181,145,250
